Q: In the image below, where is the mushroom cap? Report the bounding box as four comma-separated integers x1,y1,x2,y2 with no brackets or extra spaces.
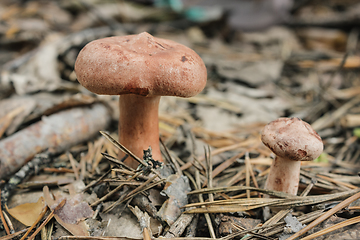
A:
74,32,207,97
261,117,323,161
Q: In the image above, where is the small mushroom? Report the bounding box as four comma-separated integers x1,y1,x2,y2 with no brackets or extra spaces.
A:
261,117,323,195
75,32,207,168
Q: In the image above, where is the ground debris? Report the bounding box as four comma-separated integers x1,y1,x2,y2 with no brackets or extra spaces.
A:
1,0,360,239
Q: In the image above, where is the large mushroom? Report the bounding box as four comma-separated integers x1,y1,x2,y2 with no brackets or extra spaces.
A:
75,32,207,169
261,117,323,195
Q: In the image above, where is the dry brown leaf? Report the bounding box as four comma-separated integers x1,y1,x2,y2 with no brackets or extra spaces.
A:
43,186,93,236
6,196,46,226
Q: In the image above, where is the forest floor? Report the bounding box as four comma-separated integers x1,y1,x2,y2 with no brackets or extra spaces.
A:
0,1,360,239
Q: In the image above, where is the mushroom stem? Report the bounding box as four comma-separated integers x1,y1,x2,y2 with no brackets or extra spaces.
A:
119,94,162,169
264,156,301,195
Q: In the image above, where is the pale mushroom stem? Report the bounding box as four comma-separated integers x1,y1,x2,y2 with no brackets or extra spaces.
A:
119,94,163,169
264,156,301,195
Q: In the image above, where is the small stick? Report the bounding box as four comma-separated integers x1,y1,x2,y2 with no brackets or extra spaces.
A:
19,206,49,240
259,178,317,234
300,178,317,197
101,153,133,171
41,227,47,240
0,104,111,179
205,146,214,202
67,152,80,181
300,215,360,240
100,131,161,179
90,183,125,207
0,228,29,240
180,138,258,171
1,212,13,234
286,190,360,240
1,153,52,208
45,221,54,240
0,192,10,235
185,214,199,237
103,178,166,213
128,206,152,240
245,152,251,198
205,146,216,238
231,222,274,240
100,131,147,166
92,203,103,220
28,199,66,240
201,152,245,188
195,171,216,239
316,174,357,189
83,169,112,193
164,209,195,238
58,237,213,240
160,138,182,175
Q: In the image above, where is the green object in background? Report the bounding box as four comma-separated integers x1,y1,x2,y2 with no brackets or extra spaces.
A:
154,0,183,12
154,0,223,23
314,152,329,163
353,128,360,138
184,6,223,23
184,7,205,22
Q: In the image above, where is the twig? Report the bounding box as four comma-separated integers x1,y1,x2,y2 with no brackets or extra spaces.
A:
0,228,29,240
99,131,162,179
101,153,133,171
83,169,112,193
67,152,79,181
20,206,49,240
300,178,317,197
204,146,216,238
189,186,295,199
221,210,324,240
160,138,182,175
1,153,52,210
28,199,66,240
59,237,214,240
203,152,245,187
184,188,360,213
91,183,126,208
0,192,9,235
286,190,360,240
103,177,166,213
164,209,195,238
244,152,250,198
0,104,111,179
258,178,317,235
185,213,199,237
195,170,216,239
100,131,146,166
300,215,360,240
128,206,152,240
312,96,360,131
231,222,274,240
1,212,13,234
181,138,258,171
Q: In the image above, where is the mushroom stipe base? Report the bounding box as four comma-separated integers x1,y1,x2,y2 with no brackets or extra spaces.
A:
119,94,162,169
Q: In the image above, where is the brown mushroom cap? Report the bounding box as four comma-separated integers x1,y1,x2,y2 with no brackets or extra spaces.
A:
261,117,323,161
74,32,207,97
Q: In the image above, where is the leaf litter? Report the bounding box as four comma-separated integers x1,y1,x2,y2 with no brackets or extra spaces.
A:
1,0,360,239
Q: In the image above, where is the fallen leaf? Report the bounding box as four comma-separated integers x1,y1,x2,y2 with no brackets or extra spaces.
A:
43,186,93,236
6,196,46,226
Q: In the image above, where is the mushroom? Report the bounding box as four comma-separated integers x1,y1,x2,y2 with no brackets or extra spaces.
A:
261,117,323,195
74,32,207,168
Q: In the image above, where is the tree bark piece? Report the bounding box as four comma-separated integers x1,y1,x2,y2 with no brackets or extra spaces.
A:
0,103,111,179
